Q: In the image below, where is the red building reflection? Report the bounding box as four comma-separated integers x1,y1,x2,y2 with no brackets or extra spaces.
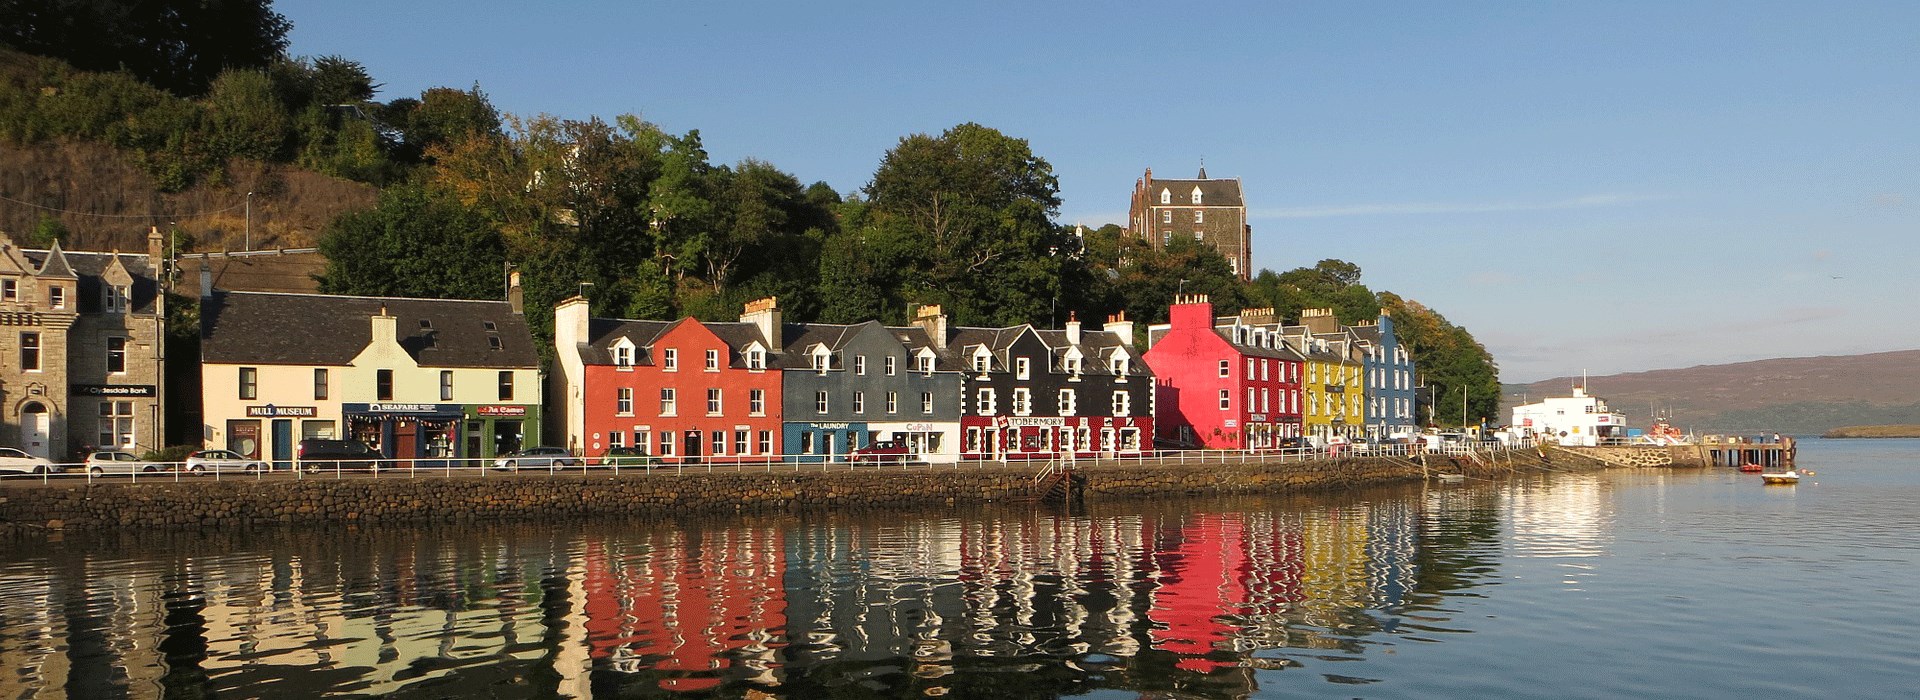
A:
580,528,787,692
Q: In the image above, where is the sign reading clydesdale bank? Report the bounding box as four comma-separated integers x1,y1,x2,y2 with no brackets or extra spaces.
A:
73,384,157,397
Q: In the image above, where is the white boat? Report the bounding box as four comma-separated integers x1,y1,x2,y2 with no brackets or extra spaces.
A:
1760,470,1801,485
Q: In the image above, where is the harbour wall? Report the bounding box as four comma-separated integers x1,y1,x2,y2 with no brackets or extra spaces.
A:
0,450,1613,532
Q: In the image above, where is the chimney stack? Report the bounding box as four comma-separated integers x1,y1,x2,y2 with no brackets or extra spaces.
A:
371,305,397,346
199,264,213,300
1065,311,1081,345
147,226,164,264
740,296,782,347
1168,295,1213,330
1104,311,1135,350
507,270,524,315
1300,307,1339,335
913,304,949,351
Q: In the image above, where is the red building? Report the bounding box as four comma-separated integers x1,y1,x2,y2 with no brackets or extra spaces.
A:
1144,295,1303,450
553,297,784,463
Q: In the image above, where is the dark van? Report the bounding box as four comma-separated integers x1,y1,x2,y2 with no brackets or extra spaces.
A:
297,438,382,472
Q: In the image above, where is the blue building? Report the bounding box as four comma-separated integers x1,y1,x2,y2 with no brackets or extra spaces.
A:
1353,312,1418,439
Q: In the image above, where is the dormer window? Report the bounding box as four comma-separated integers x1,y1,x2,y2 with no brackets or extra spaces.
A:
971,350,990,374
488,336,503,350
1159,188,1171,204
103,285,128,313
419,319,433,330
1110,356,1129,376
613,343,633,368
747,347,766,370
1064,355,1081,375
811,347,832,373
917,353,935,375
1191,187,1203,204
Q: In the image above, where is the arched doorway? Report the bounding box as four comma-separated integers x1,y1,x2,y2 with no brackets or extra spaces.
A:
20,402,50,459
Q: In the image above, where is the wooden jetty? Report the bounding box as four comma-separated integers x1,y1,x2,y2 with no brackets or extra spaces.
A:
1699,436,1795,469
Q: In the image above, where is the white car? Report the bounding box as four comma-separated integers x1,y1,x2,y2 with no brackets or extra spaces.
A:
83,450,167,477
0,447,60,475
184,449,269,475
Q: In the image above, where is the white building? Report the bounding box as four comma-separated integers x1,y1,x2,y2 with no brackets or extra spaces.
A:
1509,387,1627,446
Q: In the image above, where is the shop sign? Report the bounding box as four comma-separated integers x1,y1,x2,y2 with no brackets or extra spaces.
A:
998,417,1065,428
246,405,317,417
345,402,465,416
1224,419,1239,428
1249,413,1266,422
477,405,528,417
1596,415,1611,424
902,423,941,432
806,422,851,429
74,384,157,397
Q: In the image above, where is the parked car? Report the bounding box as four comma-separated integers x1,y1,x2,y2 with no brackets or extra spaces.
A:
597,446,657,469
493,447,581,471
297,439,383,472
83,450,166,477
183,449,269,475
0,447,59,475
848,440,913,464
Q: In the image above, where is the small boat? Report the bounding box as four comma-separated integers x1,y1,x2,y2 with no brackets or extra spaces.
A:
1436,473,1467,483
1760,470,1801,485
1738,463,1764,473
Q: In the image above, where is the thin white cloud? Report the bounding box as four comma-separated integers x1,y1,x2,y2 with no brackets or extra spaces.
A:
1252,193,1660,219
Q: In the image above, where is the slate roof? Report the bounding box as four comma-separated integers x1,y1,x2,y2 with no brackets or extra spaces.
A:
578,318,673,365
1146,177,1245,207
202,291,538,368
34,243,77,279
22,249,163,315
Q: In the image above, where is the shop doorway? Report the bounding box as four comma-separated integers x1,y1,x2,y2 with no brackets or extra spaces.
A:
272,420,293,470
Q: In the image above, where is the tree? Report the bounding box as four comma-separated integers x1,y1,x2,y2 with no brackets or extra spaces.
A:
307,55,378,105
204,68,289,160
0,0,292,96
862,122,1064,326
315,183,504,300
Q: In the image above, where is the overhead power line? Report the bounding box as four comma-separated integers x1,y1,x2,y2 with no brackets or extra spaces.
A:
0,192,246,220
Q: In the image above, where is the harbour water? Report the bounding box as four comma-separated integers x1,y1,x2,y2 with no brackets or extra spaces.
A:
1,438,1916,698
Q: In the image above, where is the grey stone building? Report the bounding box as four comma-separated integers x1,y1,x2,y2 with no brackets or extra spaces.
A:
1127,166,1253,279
0,229,166,460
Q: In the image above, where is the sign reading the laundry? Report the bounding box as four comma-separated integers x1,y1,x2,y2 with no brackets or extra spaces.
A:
246,405,317,417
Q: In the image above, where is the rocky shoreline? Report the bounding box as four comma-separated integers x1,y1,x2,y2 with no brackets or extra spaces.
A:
1821,425,1920,439
0,450,1615,534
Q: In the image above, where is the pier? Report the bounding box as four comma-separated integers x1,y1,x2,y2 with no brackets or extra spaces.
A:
1699,437,1795,469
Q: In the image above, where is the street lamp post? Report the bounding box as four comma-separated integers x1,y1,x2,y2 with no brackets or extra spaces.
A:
244,191,253,252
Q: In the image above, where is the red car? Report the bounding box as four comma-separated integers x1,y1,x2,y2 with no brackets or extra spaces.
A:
849,440,913,464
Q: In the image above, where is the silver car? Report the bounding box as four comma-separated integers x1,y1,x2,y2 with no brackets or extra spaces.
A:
0,447,59,475
184,449,269,475
493,447,581,471
83,450,167,477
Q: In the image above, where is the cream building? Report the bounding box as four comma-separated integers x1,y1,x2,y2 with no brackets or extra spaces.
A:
200,282,541,467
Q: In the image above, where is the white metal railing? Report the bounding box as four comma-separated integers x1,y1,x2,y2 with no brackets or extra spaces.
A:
0,439,1535,486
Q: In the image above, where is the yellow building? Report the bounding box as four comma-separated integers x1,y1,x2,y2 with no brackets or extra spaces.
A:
1289,309,1367,443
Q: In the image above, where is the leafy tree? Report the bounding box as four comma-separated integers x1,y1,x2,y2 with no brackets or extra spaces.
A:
27,214,68,247
862,122,1064,326
315,183,504,300
307,55,378,105
204,68,288,160
0,0,292,96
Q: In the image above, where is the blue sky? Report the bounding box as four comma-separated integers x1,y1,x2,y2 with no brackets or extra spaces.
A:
279,1,1919,382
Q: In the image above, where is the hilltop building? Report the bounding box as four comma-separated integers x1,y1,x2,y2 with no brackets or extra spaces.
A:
1127,166,1253,279
0,229,167,459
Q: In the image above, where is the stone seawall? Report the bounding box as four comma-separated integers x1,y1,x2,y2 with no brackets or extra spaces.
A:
0,451,1584,531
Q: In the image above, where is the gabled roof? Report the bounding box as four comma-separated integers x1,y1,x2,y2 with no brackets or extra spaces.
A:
202,291,538,368
1148,176,1245,207
21,249,160,314
579,318,673,365
34,242,77,279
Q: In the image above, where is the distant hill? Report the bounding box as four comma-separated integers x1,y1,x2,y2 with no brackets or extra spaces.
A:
1504,349,1920,435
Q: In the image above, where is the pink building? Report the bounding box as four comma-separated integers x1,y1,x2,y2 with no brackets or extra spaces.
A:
1144,296,1304,449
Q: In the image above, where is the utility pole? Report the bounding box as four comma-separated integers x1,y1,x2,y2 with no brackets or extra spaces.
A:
244,191,253,252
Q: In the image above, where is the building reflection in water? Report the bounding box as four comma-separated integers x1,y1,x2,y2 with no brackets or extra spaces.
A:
0,481,1550,697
